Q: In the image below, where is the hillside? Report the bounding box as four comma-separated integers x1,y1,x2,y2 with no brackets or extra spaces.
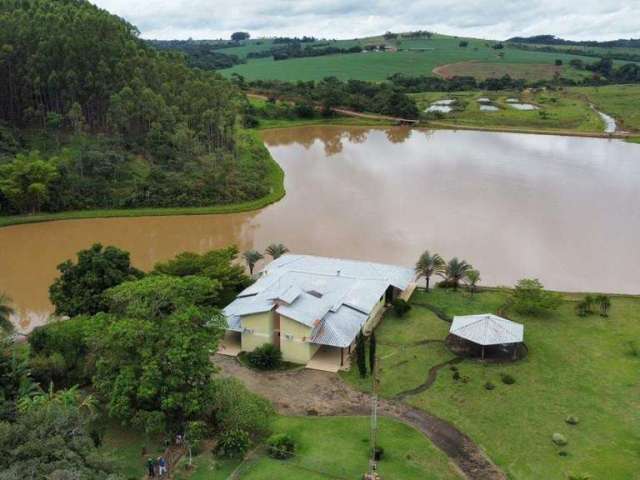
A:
0,0,279,219
215,33,623,82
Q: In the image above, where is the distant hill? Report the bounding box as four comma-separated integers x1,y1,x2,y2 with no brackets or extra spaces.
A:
507,35,640,49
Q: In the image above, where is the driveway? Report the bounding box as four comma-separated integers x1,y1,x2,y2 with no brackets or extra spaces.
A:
214,354,505,480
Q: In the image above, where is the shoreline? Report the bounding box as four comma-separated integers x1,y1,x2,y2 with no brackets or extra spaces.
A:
1,121,636,229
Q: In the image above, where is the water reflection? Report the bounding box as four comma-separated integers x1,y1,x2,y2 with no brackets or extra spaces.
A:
2,126,640,331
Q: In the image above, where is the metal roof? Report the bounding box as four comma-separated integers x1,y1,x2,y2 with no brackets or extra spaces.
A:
223,254,414,347
450,314,524,346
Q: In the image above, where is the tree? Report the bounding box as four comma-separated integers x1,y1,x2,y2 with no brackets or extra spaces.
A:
595,294,611,317
0,336,39,422
231,32,250,42
0,151,59,214
440,257,473,290
459,40,469,47
49,243,143,317
243,250,264,275
466,269,481,294
510,279,562,316
0,293,14,334
415,251,445,291
94,275,224,431
152,246,250,306
355,331,367,378
369,331,376,373
555,59,563,66
0,388,114,480
265,243,289,260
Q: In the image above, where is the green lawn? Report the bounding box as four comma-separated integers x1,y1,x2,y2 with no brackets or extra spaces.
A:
101,422,165,480
569,84,640,133
343,289,640,480
221,34,598,82
236,416,460,480
413,90,604,134
173,446,240,480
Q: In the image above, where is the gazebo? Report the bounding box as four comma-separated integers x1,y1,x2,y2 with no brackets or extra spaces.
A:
448,314,524,360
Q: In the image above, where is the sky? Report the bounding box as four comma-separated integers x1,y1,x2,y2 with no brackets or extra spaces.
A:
91,0,640,41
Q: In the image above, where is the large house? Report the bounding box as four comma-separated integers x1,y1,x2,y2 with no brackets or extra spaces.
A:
221,254,415,370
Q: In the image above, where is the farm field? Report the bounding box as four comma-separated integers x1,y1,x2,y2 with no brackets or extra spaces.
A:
414,89,604,133
220,34,602,82
342,289,640,480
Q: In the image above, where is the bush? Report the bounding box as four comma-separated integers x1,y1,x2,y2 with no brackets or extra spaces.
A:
209,378,275,439
392,299,411,317
267,433,296,459
565,416,579,425
484,381,495,390
510,279,562,316
372,446,384,461
217,429,250,458
628,341,640,357
246,343,282,370
500,373,516,385
452,371,461,381
552,433,568,446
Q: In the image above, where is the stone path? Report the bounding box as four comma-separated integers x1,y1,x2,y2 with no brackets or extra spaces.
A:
214,355,506,480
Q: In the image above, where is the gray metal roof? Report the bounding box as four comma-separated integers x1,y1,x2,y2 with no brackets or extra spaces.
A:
450,314,524,346
223,254,414,347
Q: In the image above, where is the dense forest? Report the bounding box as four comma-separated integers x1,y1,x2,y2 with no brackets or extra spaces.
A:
0,0,275,215
148,39,245,69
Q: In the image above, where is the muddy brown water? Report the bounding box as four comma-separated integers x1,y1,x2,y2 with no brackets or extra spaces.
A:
2,126,639,331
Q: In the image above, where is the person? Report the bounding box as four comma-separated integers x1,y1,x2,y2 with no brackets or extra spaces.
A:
158,456,167,476
146,457,155,477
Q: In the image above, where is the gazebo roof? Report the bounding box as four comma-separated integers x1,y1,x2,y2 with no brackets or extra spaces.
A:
449,314,524,346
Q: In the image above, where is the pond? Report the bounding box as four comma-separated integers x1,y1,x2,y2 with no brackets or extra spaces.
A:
2,126,639,330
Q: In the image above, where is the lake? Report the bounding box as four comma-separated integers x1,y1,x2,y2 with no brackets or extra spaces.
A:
2,126,639,331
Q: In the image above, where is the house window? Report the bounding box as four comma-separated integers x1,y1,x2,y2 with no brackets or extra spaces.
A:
284,334,294,341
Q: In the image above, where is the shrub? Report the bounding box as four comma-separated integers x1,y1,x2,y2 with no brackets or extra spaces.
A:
267,433,296,459
500,373,516,385
628,341,640,357
484,381,495,390
510,279,562,316
217,429,250,458
209,378,275,439
452,371,461,381
552,433,568,446
246,343,282,370
450,365,458,372
372,446,384,461
392,299,411,317
565,416,579,425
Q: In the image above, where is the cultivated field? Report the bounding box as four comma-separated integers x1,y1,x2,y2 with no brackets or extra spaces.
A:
220,34,601,82
342,289,640,479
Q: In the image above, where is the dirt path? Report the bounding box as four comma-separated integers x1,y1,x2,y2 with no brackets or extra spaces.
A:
394,357,463,400
214,355,505,480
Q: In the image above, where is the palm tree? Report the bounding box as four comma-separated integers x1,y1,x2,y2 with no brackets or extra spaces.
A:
0,293,15,334
466,269,481,294
265,243,289,260
440,257,473,290
242,250,264,276
414,251,445,292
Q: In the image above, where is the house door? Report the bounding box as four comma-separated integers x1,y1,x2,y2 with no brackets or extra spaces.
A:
273,312,281,349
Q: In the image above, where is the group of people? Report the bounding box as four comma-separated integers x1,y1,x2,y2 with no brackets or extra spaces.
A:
146,433,183,477
146,456,167,477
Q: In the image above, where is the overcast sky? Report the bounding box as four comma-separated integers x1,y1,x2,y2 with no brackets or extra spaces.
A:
91,0,640,41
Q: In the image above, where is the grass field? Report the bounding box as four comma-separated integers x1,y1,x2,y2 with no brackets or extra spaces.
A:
221,34,601,82
342,289,640,480
414,89,604,133
235,416,460,480
569,84,640,133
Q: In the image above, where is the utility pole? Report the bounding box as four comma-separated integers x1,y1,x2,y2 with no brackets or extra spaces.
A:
364,334,382,480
